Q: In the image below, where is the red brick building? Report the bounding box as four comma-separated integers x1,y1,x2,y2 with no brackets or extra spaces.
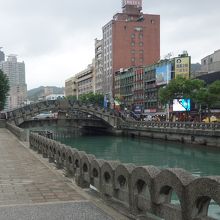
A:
102,0,160,99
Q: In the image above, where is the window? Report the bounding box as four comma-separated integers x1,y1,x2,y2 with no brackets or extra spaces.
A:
131,33,135,38
139,42,143,46
131,42,135,46
151,19,155,24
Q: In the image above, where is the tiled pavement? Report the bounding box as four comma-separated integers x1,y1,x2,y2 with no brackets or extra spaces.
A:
0,129,83,206
0,128,128,220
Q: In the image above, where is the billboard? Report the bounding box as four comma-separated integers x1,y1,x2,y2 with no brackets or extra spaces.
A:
173,99,191,112
175,57,190,79
156,64,171,86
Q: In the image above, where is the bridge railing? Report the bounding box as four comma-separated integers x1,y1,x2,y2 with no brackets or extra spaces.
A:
5,100,124,128
29,132,220,220
5,100,220,131
119,120,220,130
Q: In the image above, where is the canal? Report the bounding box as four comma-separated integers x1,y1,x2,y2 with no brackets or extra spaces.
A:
58,134,220,177
57,133,220,219
28,125,220,218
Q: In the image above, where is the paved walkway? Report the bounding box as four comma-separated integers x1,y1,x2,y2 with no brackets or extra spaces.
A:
0,128,128,220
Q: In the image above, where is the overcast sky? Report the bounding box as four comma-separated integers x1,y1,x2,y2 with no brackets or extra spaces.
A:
1,0,219,90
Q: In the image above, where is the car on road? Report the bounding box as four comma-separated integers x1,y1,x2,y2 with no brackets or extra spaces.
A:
33,112,54,120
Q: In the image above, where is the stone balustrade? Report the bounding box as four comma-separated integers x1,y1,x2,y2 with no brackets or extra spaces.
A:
29,132,220,220
119,120,220,131
6,122,28,141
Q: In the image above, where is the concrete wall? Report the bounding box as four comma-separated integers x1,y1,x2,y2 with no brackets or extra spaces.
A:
119,121,220,148
0,119,5,128
29,132,220,220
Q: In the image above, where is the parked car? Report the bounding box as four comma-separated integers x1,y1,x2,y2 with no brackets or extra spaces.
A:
33,112,54,120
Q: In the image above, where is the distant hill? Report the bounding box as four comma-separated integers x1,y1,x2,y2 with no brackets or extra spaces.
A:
28,86,64,101
191,63,201,73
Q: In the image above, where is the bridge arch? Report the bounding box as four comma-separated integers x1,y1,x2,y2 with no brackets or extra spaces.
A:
5,100,122,128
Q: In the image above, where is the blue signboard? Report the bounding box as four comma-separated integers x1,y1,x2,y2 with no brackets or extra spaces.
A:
156,64,171,85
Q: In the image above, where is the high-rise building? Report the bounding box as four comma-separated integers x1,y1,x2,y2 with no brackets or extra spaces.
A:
94,39,103,94
102,0,160,99
0,55,27,111
0,48,5,63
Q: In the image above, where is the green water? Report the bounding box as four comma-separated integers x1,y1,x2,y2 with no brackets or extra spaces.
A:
58,134,220,219
59,135,220,176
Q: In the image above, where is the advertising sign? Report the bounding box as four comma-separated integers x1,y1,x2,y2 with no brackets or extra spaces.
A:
173,99,191,112
122,0,142,8
133,105,142,114
156,64,171,86
175,57,190,79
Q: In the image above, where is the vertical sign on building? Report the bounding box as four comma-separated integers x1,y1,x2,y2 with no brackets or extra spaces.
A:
175,57,190,79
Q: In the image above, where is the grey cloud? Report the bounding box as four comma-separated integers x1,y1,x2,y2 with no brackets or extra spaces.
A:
0,0,219,88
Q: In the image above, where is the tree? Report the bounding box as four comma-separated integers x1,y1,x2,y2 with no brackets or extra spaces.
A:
193,80,220,121
0,70,10,111
78,92,104,106
158,76,205,105
66,95,77,101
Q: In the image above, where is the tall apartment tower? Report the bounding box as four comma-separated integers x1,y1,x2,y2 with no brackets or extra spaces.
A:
0,48,5,62
102,0,160,99
0,55,27,111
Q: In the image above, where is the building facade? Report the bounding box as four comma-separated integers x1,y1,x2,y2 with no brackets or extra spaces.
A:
0,48,5,63
65,76,77,97
0,55,27,111
94,39,103,94
76,61,95,98
114,68,134,108
114,55,191,114
46,94,64,100
201,49,220,73
102,0,160,99
65,61,95,99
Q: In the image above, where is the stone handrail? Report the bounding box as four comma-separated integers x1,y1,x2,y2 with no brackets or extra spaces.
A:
29,132,220,220
6,122,28,141
119,120,220,130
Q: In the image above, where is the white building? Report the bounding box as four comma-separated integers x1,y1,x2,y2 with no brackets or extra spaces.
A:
46,94,64,100
0,55,27,111
201,49,220,73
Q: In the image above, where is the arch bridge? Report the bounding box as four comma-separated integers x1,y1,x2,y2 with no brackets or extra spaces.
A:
5,100,123,128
